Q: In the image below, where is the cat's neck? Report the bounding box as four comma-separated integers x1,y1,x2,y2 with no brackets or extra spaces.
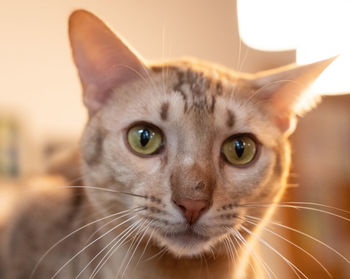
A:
112,239,263,279
83,205,232,279
91,222,255,279
81,193,263,279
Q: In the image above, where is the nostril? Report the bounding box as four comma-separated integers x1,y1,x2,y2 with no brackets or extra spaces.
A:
173,200,187,213
178,204,186,213
177,204,186,213
199,206,207,214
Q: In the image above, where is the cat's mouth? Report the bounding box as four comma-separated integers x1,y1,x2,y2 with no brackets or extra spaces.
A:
156,226,212,256
166,228,210,243
154,225,220,256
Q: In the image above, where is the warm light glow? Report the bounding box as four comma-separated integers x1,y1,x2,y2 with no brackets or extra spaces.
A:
238,0,350,95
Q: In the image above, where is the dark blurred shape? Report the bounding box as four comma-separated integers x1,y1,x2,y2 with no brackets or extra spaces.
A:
0,115,20,178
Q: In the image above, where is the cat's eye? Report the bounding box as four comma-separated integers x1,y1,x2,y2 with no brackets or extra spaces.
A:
221,134,257,166
127,124,163,155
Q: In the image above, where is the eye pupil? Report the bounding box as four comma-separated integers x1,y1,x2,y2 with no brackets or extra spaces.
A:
222,134,256,166
128,124,163,155
235,139,244,158
140,129,151,147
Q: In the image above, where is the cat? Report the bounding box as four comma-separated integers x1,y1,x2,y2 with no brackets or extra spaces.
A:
0,9,335,279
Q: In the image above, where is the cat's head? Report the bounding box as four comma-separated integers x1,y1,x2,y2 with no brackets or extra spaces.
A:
69,10,333,257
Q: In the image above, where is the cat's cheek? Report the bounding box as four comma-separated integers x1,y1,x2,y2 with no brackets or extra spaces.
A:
104,131,163,173
221,148,275,197
118,155,163,173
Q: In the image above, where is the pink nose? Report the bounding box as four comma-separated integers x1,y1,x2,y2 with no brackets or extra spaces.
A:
173,198,210,224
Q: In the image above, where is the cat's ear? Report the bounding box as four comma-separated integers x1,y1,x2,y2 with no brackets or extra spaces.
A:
69,10,148,114
252,57,335,136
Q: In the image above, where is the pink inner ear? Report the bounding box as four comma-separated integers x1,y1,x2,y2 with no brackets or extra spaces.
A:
252,57,335,135
69,10,148,113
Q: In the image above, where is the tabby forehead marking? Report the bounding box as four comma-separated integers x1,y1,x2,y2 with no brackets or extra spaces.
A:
160,102,169,121
173,71,188,113
172,68,221,114
216,81,223,96
226,109,235,128
209,95,216,114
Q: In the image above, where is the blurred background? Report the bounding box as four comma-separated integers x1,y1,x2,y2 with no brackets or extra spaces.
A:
0,0,349,278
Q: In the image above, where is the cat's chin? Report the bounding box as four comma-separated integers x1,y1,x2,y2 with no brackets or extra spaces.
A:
156,228,215,257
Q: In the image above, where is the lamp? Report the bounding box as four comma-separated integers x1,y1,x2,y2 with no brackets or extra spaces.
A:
237,0,350,95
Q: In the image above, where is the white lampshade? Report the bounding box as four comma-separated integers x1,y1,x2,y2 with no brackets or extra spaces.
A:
237,0,350,95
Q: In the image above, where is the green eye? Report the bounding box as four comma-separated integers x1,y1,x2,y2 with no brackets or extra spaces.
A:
222,135,257,166
127,124,163,155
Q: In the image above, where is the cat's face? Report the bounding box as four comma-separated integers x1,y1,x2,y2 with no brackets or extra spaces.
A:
69,10,333,257
81,62,289,256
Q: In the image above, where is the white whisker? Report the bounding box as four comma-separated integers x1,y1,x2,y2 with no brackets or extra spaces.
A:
243,217,332,278
85,208,143,243
223,237,234,263
240,224,308,279
115,219,147,279
278,201,350,215
88,219,143,279
245,215,350,266
133,227,155,270
51,215,138,279
30,207,141,279
61,185,147,198
74,219,142,279
241,203,350,223
142,246,167,262
233,228,276,279
120,221,152,279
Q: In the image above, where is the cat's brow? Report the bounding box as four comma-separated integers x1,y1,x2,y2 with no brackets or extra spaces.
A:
209,95,216,114
160,102,169,121
226,109,235,128
216,81,223,96
173,71,188,113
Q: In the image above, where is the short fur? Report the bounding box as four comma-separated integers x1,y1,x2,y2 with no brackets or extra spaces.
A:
0,10,334,279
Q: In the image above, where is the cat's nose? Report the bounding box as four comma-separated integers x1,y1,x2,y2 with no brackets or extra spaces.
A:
173,198,210,224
